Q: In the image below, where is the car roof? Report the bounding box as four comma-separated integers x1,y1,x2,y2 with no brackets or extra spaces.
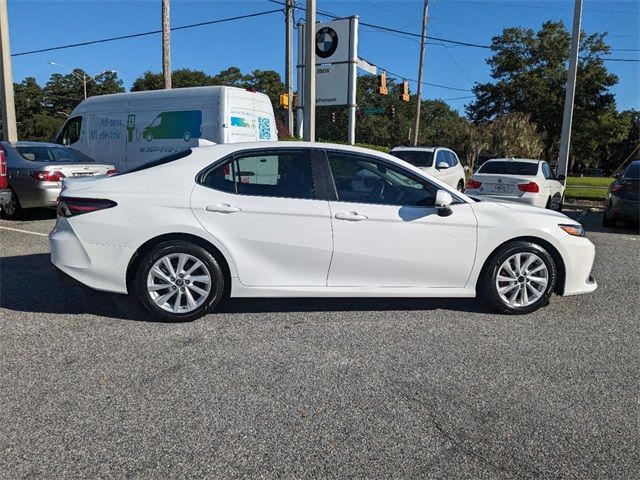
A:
390,146,439,152
485,158,541,164
11,141,64,148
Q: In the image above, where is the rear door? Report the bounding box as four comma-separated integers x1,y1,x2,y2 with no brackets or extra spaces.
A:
191,148,333,286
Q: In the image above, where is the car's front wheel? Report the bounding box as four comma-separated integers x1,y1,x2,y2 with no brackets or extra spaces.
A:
134,241,226,322
478,241,557,314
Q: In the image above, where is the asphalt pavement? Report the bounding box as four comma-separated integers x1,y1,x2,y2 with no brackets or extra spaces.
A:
1,209,638,479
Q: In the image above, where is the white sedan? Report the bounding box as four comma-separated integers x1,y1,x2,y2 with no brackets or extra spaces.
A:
466,158,565,210
50,143,596,322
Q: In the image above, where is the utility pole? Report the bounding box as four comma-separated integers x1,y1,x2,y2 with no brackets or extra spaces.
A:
303,0,315,141
0,0,17,142
162,0,171,89
285,0,294,135
557,0,583,182
412,0,429,147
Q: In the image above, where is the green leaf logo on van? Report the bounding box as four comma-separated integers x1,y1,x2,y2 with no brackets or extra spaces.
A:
140,110,203,142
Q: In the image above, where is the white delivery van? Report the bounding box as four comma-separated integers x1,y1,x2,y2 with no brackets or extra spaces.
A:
54,86,278,170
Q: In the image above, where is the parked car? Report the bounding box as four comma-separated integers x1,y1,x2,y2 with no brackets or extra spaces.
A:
0,141,115,220
50,142,597,322
465,158,565,210
0,144,11,206
54,86,277,172
389,146,466,191
582,168,605,177
603,160,640,228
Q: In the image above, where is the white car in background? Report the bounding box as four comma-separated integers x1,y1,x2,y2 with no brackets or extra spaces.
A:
390,146,467,192
50,142,596,322
466,158,565,210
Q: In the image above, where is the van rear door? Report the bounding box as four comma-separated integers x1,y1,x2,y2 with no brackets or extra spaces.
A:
224,89,277,143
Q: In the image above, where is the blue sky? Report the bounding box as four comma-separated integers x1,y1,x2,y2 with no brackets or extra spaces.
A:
7,0,640,114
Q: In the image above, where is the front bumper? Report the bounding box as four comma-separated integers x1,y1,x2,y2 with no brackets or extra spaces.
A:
560,234,598,296
0,189,11,205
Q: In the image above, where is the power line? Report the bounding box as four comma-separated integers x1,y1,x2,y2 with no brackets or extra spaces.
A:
11,9,282,57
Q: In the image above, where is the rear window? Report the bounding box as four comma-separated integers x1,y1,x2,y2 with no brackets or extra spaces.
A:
624,162,640,179
390,150,434,168
479,161,538,176
16,146,95,163
116,149,192,175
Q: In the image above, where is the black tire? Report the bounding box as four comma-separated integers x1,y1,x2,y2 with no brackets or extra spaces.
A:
602,211,616,228
545,197,552,209
1,189,24,220
478,241,557,315
457,179,465,192
133,240,226,322
556,195,564,212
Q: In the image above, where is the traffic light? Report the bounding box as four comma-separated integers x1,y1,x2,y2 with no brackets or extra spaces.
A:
388,105,396,119
377,71,388,95
331,111,336,123
400,80,410,102
279,93,289,109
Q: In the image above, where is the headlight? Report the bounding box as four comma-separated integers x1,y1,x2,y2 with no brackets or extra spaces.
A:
559,224,585,237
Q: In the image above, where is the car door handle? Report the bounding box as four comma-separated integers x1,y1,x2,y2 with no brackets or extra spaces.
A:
205,204,241,214
334,212,368,221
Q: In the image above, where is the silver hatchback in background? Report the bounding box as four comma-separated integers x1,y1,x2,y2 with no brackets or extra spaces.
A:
0,142,116,219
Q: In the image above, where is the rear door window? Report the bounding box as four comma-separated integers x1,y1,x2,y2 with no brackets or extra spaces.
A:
199,149,316,200
435,150,448,168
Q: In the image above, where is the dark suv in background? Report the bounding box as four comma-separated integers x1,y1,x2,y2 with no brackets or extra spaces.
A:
603,160,640,228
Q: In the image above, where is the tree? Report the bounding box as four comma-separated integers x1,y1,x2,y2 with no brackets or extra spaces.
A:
132,68,213,91
487,113,545,160
44,70,124,116
467,21,624,169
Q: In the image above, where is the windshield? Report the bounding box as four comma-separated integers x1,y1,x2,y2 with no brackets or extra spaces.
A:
391,150,434,168
479,161,538,176
624,162,639,179
16,146,95,163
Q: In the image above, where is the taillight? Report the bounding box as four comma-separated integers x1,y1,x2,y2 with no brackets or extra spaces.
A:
466,178,482,189
517,181,540,193
0,144,7,189
611,182,637,192
106,169,118,176
31,171,65,182
57,197,117,217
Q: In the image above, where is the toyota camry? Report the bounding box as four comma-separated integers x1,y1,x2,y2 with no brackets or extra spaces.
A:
50,143,597,322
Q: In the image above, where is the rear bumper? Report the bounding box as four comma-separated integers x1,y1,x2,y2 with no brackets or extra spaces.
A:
606,196,639,222
0,189,11,205
20,184,60,208
49,217,133,294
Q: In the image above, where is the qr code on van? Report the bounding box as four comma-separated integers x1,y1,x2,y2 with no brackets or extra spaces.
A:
258,117,272,140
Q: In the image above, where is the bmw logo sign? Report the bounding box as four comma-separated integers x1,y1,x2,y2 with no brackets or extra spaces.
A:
316,27,338,59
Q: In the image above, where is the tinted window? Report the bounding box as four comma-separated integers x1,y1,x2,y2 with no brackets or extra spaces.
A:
58,116,82,145
15,146,95,163
328,152,439,207
200,150,315,199
390,150,434,168
445,151,458,167
479,161,538,176
624,162,640,179
435,150,448,168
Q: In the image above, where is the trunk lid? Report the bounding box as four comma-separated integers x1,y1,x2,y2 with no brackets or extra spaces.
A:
47,163,115,179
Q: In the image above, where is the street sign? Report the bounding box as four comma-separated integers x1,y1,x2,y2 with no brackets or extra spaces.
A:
364,108,385,115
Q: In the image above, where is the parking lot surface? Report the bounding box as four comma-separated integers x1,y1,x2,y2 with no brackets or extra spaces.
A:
1,209,638,479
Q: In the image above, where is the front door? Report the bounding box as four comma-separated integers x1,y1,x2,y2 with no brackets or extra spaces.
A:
324,151,478,288
191,148,333,287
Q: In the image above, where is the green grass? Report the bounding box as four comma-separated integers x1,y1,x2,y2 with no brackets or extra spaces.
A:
566,176,613,187
565,187,608,201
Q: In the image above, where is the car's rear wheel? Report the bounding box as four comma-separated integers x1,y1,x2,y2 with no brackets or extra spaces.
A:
134,241,225,322
478,241,557,314
1,189,24,220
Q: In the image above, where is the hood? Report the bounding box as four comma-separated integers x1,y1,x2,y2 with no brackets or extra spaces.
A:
471,198,573,223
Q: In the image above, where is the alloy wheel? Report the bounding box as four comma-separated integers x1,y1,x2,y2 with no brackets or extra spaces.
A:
146,253,212,313
495,252,548,307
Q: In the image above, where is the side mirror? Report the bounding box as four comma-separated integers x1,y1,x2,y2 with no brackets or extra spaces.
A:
614,171,622,179
437,161,449,170
435,190,453,217
557,174,566,182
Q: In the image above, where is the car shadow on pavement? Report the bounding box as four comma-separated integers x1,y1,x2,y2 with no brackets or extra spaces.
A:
1,253,490,322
